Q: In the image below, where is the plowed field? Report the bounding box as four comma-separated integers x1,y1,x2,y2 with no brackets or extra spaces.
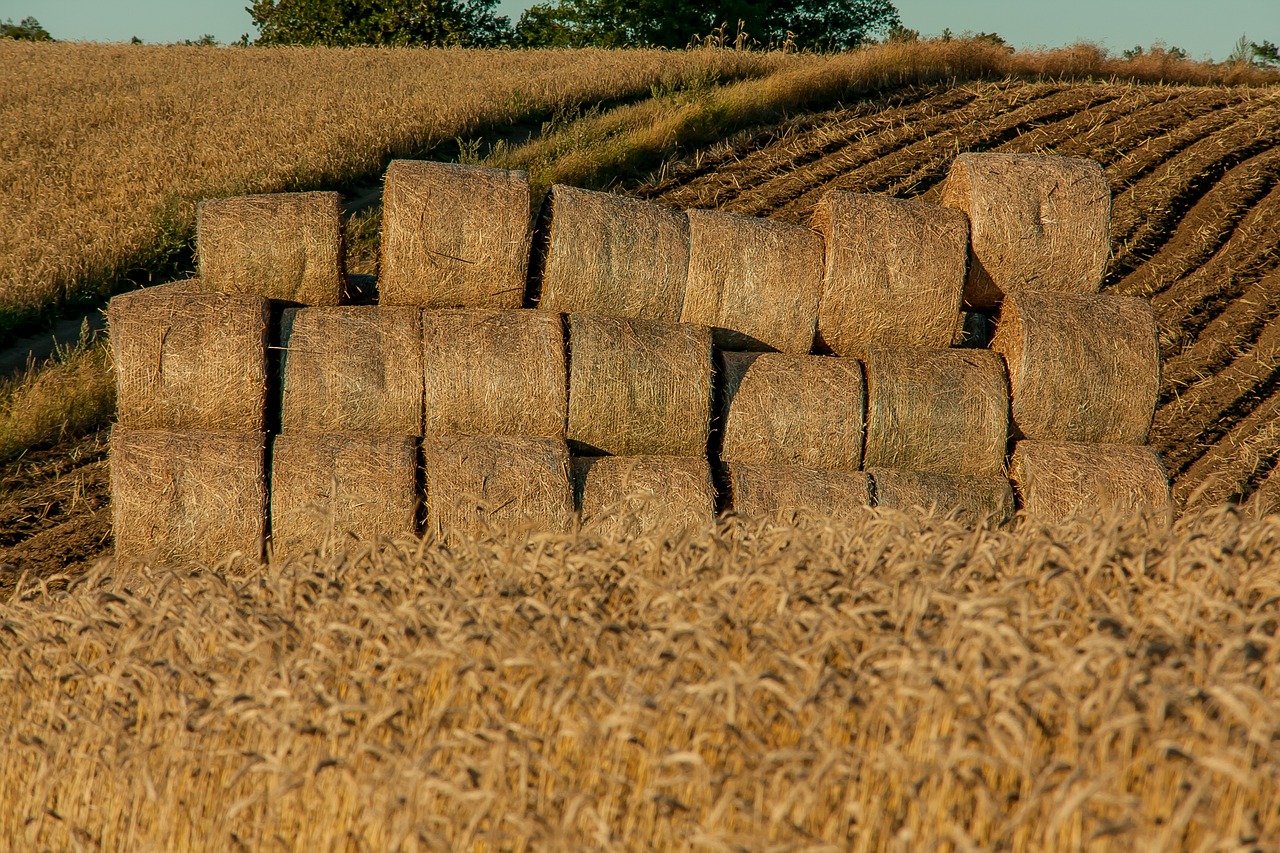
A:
2,79,1278,577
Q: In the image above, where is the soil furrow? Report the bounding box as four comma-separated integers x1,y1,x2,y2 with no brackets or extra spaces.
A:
1171,386,1280,509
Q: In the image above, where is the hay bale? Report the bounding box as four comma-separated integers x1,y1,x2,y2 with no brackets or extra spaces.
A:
812,192,967,357
280,306,423,434
536,185,689,321
197,192,345,306
422,309,566,439
270,433,419,554
719,352,865,471
940,153,1110,309
727,463,871,520
864,347,1009,478
681,208,823,353
111,429,265,564
379,161,532,309
573,455,716,537
567,314,712,457
425,435,574,539
991,291,1160,444
868,466,1014,525
1011,440,1173,526
108,286,269,431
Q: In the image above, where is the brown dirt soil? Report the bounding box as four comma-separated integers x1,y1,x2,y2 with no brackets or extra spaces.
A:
6,78,1280,578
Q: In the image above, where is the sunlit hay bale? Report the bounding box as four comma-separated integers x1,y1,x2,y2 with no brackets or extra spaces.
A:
572,455,716,537
279,306,423,434
719,351,865,471
425,435,574,539
940,152,1110,309
535,185,690,321
812,192,967,357
379,160,533,309
567,314,712,456
864,347,1009,478
269,433,419,555
727,462,872,520
197,191,345,305
1011,440,1173,526
108,285,269,431
110,428,265,564
869,466,1014,525
681,208,823,353
991,291,1160,444
422,309,566,439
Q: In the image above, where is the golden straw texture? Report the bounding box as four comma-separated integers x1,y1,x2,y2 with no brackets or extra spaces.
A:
813,191,967,357
681,208,823,353
869,466,1014,525
379,161,532,309
421,309,566,439
864,347,1009,478
197,192,345,306
940,152,1111,309
108,284,269,431
1012,440,1173,526
573,455,716,537
728,462,871,519
719,351,866,471
991,291,1161,444
567,314,712,457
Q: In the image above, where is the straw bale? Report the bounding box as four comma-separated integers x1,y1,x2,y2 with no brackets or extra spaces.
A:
108,286,269,431
567,314,712,457
864,347,1009,478
536,185,690,321
573,455,716,537
940,152,1110,309
991,291,1160,444
270,433,419,554
719,352,865,471
869,466,1014,525
197,191,345,305
379,160,532,309
813,192,967,357
422,309,566,439
111,429,266,564
728,463,871,520
280,306,423,434
425,435,574,539
1011,440,1173,526
681,208,823,353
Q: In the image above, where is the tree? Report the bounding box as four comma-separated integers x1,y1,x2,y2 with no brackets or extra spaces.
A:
1,16,52,41
247,0,511,47
1251,39,1280,68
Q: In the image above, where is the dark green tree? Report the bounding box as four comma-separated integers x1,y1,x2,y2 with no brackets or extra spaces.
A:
1,16,53,41
1252,39,1280,68
247,0,511,47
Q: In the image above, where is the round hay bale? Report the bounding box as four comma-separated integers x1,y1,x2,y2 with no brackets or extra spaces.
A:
813,192,967,357
270,433,419,555
567,314,712,457
991,291,1160,444
197,191,345,306
111,428,266,565
108,286,269,431
727,463,871,521
535,185,690,321
379,160,533,309
868,466,1014,525
573,455,716,537
719,352,865,471
279,306,423,435
422,309,566,439
863,347,1009,478
940,152,1111,309
1011,440,1173,526
425,435,574,540
681,208,823,353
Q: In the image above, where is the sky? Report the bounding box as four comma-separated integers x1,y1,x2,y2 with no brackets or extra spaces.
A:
3,1,1277,60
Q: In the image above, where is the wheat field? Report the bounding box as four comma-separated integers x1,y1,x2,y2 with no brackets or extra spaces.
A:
3,508,1277,850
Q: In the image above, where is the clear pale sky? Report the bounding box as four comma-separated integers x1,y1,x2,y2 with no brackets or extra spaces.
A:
3,1,1277,60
